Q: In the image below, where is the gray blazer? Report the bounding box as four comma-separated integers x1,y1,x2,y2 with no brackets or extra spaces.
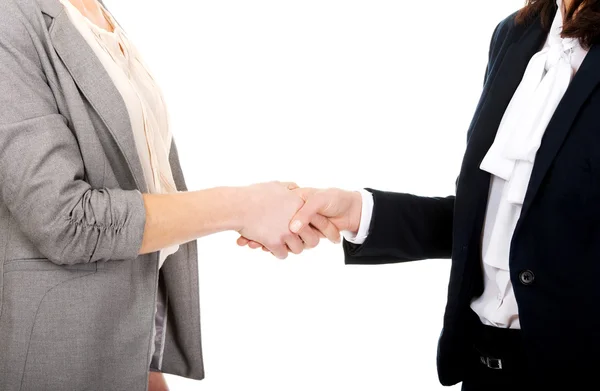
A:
0,0,204,390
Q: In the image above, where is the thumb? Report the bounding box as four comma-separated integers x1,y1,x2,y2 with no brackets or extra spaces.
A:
293,187,318,201
289,192,326,234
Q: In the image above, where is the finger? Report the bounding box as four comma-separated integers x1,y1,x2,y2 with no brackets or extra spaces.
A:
262,246,270,252
248,241,263,249
284,235,304,255
266,242,289,259
245,240,262,248
270,247,289,259
237,237,250,246
313,228,326,239
289,192,327,234
298,225,320,249
310,214,341,244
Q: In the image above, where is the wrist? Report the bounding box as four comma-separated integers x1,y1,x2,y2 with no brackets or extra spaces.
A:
347,190,363,233
215,186,248,232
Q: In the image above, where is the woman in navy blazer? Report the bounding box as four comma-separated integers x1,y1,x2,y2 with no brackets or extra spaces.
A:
241,0,600,389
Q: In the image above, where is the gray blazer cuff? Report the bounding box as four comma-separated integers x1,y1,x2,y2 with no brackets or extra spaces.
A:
88,188,147,262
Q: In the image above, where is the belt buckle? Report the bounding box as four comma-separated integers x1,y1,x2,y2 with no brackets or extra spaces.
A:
479,355,503,370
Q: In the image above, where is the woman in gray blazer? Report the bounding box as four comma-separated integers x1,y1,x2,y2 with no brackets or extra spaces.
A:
0,1,338,390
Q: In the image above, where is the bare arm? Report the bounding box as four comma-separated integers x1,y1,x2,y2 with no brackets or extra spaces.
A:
141,182,342,259
139,187,242,254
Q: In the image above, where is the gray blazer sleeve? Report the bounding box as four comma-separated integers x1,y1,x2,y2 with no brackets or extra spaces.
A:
0,24,146,265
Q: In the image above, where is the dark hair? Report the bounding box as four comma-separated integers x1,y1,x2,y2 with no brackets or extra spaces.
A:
516,0,600,48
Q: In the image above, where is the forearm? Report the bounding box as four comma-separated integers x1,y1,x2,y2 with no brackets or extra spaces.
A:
140,187,244,254
344,190,455,264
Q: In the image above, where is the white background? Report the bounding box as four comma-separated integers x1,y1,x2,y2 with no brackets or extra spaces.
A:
105,1,523,390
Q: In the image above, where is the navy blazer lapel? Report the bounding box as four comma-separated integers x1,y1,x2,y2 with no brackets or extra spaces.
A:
455,16,549,248
464,18,549,180
514,44,600,237
47,7,149,193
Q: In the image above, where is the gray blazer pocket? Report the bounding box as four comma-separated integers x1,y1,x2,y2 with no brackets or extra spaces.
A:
0,259,97,321
3,258,98,273
0,259,98,389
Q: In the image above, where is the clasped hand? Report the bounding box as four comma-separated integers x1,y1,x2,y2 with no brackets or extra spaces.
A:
235,182,362,259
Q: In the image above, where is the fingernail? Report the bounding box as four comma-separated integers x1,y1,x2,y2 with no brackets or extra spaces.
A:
290,220,303,233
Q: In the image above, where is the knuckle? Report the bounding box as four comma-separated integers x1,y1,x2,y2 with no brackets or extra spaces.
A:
298,225,312,236
302,233,318,248
304,240,317,249
287,232,301,242
311,214,327,227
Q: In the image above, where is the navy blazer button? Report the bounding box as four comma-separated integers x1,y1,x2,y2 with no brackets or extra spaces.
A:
519,270,535,285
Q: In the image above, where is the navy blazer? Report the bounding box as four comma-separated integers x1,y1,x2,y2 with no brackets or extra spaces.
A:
344,7,600,387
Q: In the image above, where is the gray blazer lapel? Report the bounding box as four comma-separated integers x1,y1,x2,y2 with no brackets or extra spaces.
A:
38,0,106,16
47,7,149,193
38,0,63,17
168,140,189,192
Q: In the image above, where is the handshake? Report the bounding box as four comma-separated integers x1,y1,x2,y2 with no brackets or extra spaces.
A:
233,181,363,259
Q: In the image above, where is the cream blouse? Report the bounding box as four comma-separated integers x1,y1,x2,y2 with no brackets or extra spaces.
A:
59,0,179,268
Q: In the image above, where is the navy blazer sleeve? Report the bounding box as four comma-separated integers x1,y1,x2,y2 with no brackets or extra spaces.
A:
343,18,510,265
344,191,455,264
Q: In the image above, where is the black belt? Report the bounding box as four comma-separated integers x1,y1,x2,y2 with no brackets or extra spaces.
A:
463,322,530,390
476,351,504,370
470,322,527,373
